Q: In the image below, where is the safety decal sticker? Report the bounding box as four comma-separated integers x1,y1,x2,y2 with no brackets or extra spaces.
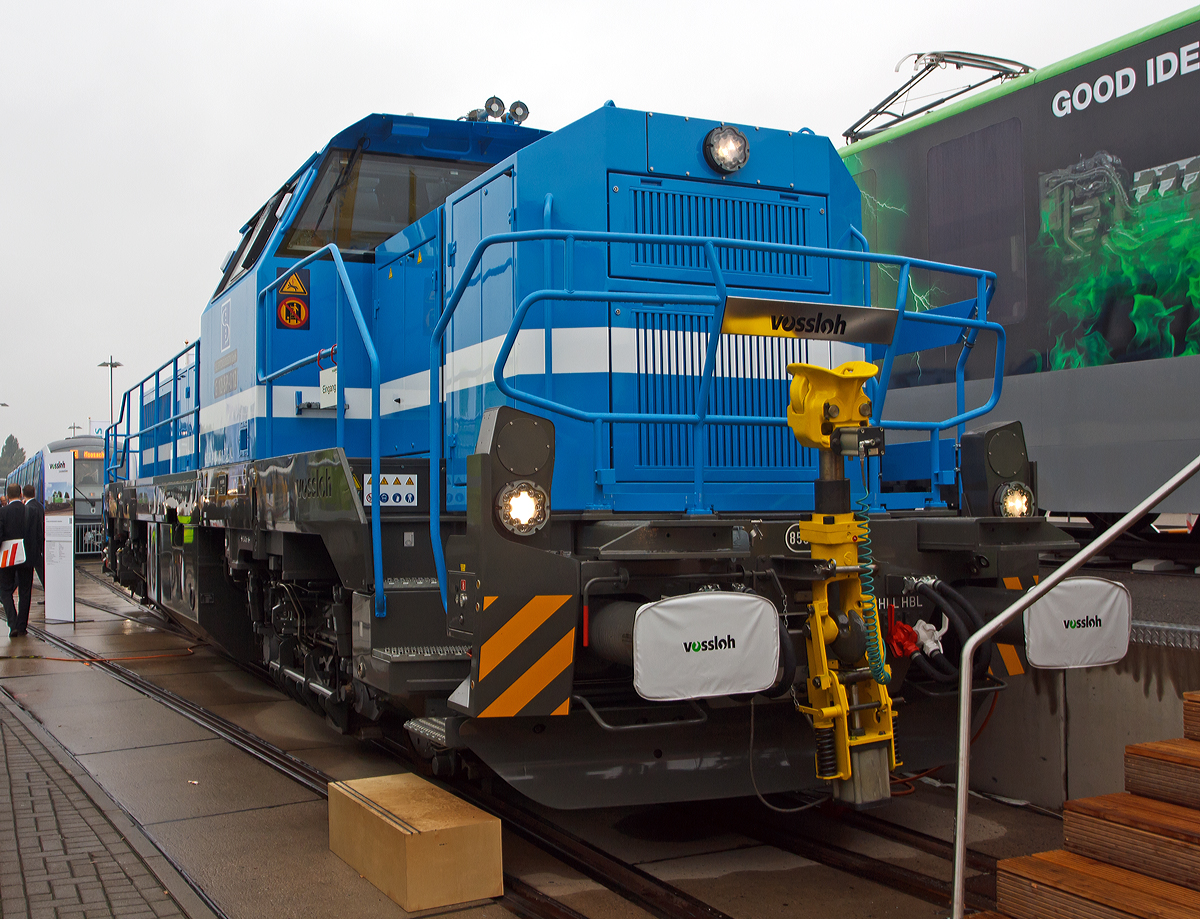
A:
363,474,419,506
276,267,310,330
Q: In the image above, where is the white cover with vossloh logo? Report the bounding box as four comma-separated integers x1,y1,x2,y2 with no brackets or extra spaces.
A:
632,592,780,701
1023,576,1131,669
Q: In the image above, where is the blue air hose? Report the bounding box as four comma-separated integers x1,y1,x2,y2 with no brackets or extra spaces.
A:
856,490,890,685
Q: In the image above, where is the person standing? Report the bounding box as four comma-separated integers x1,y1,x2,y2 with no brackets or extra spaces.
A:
0,483,34,636
22,484,44,587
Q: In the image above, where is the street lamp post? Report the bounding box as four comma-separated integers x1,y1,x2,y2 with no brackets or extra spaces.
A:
98,357,123,428
68,423,83,436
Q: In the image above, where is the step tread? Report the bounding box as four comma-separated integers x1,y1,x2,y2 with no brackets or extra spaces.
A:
998,850,1200,918
1066,792,1200,845
1185,693,1200,742
1183,691,1200,704
1126,738,1200,767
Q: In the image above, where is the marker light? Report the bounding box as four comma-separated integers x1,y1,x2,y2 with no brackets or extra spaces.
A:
994,481,1035,518
508,100,530,124
496,481,549,535
703,125,750,174
485,96,506,119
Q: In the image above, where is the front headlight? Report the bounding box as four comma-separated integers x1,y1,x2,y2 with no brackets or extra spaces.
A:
704,125,749,174
496,481,550,535
994,481,1035,518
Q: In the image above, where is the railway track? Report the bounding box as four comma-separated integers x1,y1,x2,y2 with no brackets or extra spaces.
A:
23,614,737,919
54,567,1004,917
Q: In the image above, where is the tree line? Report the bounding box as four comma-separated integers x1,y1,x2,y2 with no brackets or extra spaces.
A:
0,435,26,478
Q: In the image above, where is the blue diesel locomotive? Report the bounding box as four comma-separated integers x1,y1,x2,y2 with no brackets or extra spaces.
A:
103,100,1072,809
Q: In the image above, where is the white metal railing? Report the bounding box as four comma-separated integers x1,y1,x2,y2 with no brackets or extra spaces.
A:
950,450,1200,917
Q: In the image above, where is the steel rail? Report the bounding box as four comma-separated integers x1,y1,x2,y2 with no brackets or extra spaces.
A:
949,448,1200,918
26,607,736,919
738,811,996,911
425,761,738,919
21,621,588,919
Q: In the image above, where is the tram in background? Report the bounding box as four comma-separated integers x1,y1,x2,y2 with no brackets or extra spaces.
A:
6,436,106,555
839,7,1200,521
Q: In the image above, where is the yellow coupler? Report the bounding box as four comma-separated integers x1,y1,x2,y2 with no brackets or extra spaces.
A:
328,773,503,911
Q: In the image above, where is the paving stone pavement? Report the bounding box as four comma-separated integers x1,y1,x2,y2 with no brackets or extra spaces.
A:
0,696,189,919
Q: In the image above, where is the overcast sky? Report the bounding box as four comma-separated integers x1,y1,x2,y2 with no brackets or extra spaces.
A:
0,0,1189,457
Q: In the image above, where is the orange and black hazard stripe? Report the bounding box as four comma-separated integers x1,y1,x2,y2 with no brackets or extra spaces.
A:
473,594,577,718
990,574,1041,677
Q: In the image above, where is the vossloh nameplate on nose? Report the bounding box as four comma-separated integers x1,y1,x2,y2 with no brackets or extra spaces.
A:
721,297,898,345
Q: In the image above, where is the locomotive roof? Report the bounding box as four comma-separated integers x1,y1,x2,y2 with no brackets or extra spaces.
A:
321,112,550,164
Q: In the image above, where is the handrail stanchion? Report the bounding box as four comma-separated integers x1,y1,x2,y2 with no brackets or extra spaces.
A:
949,450,1200,918
254,244,384,616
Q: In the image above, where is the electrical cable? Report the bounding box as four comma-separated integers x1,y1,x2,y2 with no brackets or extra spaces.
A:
932,581,992,679
748,698,831,813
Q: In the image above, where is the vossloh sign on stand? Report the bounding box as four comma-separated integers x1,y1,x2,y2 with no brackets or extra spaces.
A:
42,450,75,623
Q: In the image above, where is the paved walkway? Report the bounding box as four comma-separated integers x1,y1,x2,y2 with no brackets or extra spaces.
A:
0,691,195,919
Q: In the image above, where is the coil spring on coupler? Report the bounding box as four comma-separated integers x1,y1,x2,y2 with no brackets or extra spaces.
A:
814,725,838,778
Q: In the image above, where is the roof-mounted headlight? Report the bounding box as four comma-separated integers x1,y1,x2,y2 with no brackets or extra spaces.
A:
496,481,549,535
704,125,749,174
994,481,1035,518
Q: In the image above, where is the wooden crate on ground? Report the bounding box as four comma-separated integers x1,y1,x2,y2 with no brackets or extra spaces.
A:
328,773,503,911
1125,738,1200,810
1064,792,1200,891
997,849,1200,919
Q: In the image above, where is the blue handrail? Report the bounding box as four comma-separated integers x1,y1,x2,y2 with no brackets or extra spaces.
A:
255,244,385,617
104,341,200,487
427,229,999,610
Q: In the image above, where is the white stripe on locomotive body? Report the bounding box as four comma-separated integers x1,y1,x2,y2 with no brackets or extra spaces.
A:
141,436,195,465
194,328,865,437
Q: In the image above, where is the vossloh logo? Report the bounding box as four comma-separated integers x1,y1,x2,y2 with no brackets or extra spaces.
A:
683,634,736,653
771,312,847,336
1064,615,1103,630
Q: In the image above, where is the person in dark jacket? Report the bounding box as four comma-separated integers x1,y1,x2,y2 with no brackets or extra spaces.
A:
22,484,44,587
0,483,34,636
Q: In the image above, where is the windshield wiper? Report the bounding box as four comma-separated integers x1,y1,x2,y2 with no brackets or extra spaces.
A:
311,136,368,236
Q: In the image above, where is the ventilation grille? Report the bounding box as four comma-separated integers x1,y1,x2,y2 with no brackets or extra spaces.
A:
626,309,819,472
609,176,829,293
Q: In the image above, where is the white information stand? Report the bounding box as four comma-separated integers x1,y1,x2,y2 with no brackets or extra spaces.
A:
42,451,75,623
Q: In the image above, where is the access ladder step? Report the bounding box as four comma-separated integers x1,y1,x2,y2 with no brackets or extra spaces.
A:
997,849,1200,919
1185,691,1200,742
1125,738,1200,809
1064,792,1200,891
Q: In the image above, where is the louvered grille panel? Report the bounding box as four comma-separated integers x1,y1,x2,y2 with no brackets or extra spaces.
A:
632,310,814,471
630,189,808,279
608,175,829,293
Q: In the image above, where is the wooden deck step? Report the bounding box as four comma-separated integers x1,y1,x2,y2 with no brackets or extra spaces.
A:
1125,738,1200,809
997,849,1200,919
1185,691,1200,742
1065,792,1200,890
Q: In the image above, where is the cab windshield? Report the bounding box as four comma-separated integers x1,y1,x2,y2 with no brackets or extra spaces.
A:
278,151,487,258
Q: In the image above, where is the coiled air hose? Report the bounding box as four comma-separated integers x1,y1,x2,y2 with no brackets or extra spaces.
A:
855,491,889,685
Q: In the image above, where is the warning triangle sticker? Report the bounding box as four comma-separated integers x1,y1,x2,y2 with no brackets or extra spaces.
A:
406,477,414,485
279,273,308,295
